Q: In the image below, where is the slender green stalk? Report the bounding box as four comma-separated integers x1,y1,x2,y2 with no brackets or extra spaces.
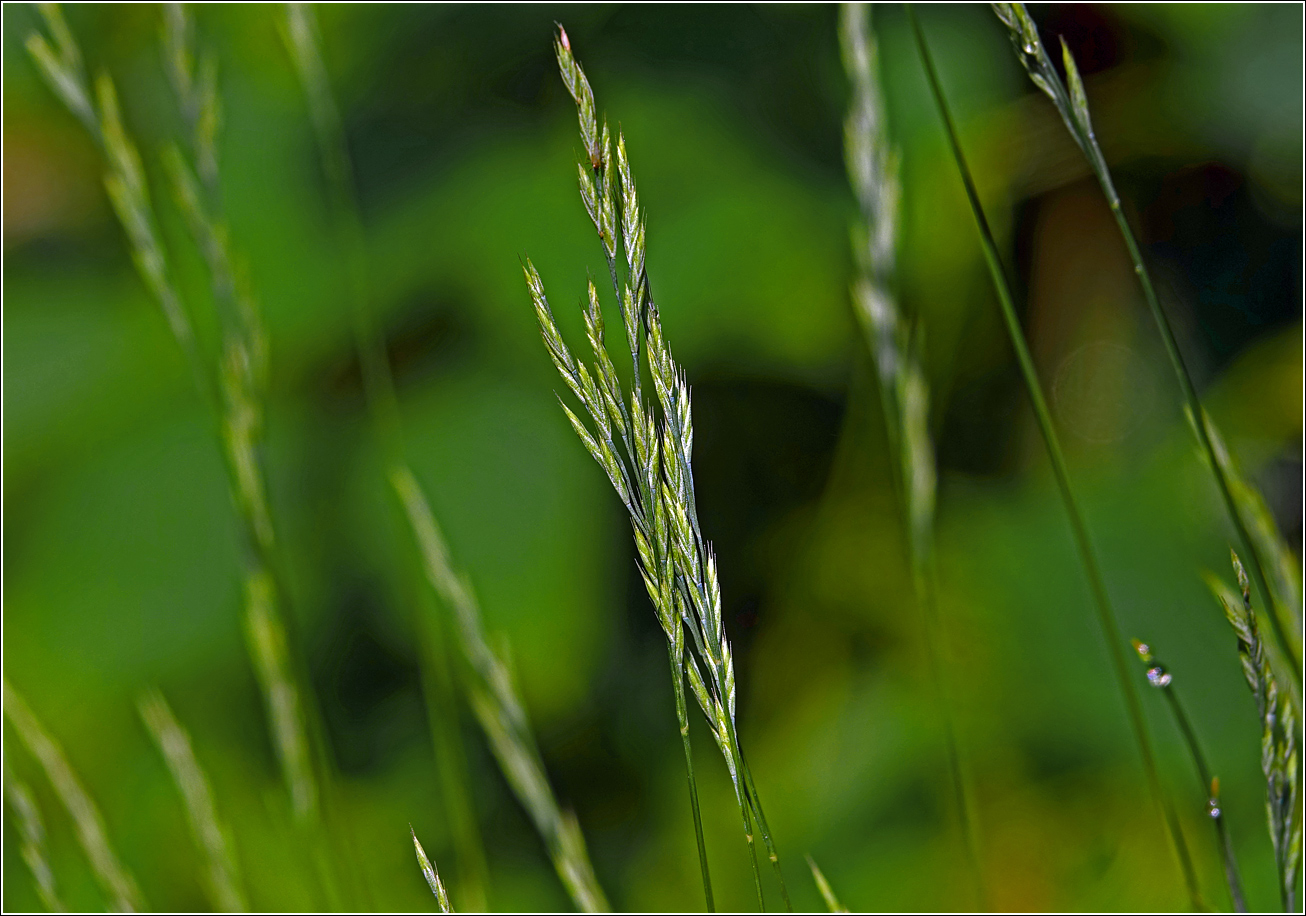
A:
805,855,848,913
989,1,1302,687
1132,642,1248,911
280,7,492,910
906,7,1203,908
670,646,715,911
138,689,248,913
4,680,143,912
4,762,64,912
839,5,983,905
1210,554,1301,912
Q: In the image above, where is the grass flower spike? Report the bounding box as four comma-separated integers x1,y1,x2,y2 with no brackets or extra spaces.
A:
528,24,792,910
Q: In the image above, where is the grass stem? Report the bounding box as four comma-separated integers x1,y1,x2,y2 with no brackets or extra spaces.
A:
907,7,1203,908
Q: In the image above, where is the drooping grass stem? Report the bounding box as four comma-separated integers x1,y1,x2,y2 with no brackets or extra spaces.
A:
906,6,1203,908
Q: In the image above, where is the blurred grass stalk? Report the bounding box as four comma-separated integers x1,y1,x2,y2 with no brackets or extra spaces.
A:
905,5,1204,908
3,679,144,911
989,2,1303,691
839,4,983,907
281,8,609,910
531,26,794,911
280,6,493,911
1130,641,1248,911
138,689,248,912
1210,554,1302,912
3,766,64,912
805,855,848,913
392,469,609,912
27,5,355,908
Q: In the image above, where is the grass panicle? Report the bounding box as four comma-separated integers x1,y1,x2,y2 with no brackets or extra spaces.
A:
1130,641,1247,911
1210,553,1302,911
138,689,248,913
805,855,848,913
529,24,797,910
3,680,144,912
392,467,609,913
839,4,982,904
280,7,493,910
412,826,454,913
906,6,1203,907
27,4,328,839
4,766,64,912
990,1,1303,687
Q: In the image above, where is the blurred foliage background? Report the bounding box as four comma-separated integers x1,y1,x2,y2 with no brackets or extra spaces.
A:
3,3,1302,911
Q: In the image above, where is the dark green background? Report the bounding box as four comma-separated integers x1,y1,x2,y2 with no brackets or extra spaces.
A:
3,3,1302,911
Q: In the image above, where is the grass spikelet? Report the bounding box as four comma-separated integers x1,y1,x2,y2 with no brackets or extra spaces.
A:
1210,552,1302,911
137,689,247,912
243,571,317,823
4,766,64,912
906,6,1202,907
839,4,982,903
411,826,453,913
392,466,609,912
1130,640,1247,911
805,855,848,913
990,1,1303,685
529,25,796,911
3,680,144,912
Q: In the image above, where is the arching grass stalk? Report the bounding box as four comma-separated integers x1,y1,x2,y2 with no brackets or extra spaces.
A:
1210,553,1301,912
989,2,1302,687
1131,641,1247,911
531,25,796,911
905,6,1203,908
839,4,983,905
280,7,491,910
805,855,849,913
27,9,351,907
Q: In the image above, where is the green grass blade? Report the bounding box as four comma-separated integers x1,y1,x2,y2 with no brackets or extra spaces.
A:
989,1,1303,686
906,6,1203,908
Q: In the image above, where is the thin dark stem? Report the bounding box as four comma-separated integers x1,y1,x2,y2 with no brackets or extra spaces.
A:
906,6,1203,909
740,757,791,910
1093,158,1300,689
671,648,715,911
1161,687,1247,912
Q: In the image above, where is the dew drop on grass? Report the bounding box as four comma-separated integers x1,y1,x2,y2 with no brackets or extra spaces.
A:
1146,665,1172,688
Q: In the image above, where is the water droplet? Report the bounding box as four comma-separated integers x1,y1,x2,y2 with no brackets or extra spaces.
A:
1146,665,1172,688
1207,799,1221,819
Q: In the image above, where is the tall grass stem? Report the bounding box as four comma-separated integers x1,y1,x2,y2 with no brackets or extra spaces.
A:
906,7,1203,907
